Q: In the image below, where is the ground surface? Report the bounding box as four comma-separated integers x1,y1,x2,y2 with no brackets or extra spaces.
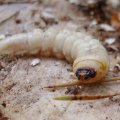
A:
0,1,120,120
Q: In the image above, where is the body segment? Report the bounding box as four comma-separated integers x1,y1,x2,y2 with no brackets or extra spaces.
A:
0,27,109,83
1,26,120,100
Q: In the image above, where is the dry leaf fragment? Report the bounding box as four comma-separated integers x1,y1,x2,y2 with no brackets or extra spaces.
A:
0,10,18,24
41,8,57,24
107,45,119,52
111,12,120,30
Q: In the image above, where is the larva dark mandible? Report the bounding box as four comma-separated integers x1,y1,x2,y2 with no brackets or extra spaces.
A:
0,27,120,100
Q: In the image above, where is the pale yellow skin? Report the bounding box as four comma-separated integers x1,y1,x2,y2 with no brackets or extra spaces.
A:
1,27,120,100
0,27,109,83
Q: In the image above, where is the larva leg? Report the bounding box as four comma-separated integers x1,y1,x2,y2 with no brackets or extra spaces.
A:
44,80,83,88
44,76,120,89
54,93,120,101
99,77,120,83
44,79,96,89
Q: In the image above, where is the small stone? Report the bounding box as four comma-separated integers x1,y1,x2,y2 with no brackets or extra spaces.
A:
30,58,41,66
99,24,115,31
105,38,116,45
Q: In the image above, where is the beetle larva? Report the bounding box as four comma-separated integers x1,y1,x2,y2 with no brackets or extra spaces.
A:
0,27,120,100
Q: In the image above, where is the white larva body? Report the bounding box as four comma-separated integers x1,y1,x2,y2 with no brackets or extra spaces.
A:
0,27,109,83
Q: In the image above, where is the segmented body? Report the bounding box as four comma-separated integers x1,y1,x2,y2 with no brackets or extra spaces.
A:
0,27,109,83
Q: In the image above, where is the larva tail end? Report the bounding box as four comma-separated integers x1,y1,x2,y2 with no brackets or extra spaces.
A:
44,81,84,89
54,94,119,101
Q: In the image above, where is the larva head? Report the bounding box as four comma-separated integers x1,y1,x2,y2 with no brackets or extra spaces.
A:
75,68,96,80
73,59,108,83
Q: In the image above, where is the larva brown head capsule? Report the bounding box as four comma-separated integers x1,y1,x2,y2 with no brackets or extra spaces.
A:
73,57,109,83
75,68,96,80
